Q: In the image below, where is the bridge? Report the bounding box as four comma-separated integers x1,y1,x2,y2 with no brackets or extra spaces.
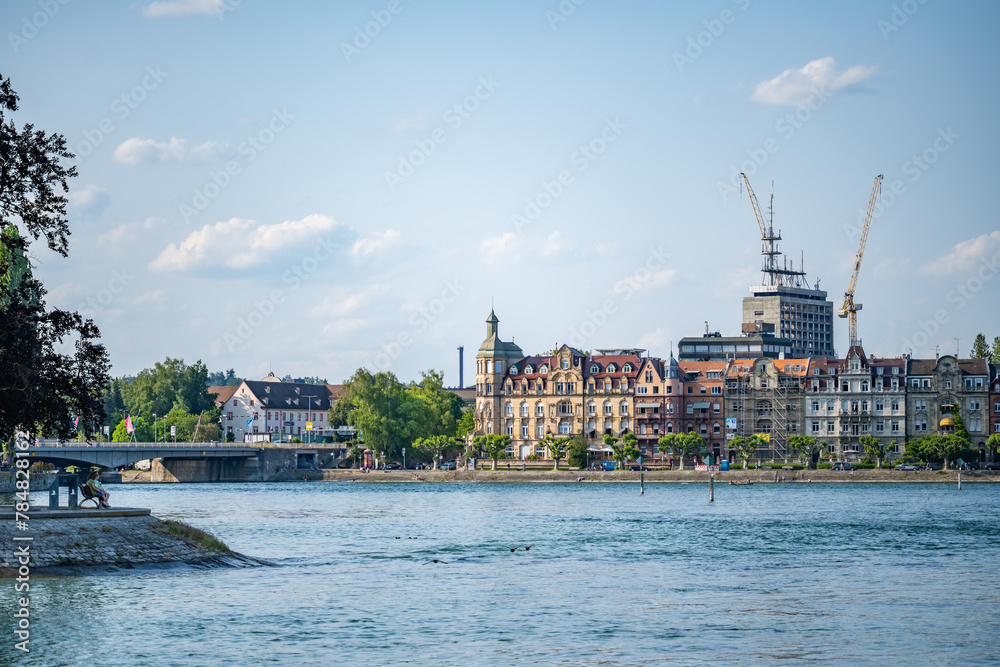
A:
24,442,261,471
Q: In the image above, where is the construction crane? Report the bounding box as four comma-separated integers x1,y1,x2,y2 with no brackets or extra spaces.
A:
838,174,883,349
739,173,807,288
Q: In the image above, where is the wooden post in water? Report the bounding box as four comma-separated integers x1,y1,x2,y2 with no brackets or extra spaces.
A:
709,473,714,502
640,472,644,495
958,470,962,490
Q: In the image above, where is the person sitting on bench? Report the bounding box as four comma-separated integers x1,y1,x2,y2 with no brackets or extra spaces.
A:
86,471,111,508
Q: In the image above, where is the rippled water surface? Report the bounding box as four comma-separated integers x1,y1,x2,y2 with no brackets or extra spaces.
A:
4,482,1000,665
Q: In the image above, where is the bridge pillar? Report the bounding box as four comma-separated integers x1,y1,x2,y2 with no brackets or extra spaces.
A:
151,457,249,483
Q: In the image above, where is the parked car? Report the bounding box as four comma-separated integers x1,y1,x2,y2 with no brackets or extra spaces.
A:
441,460,457,471
832,462,857,471
384,462,401,470
600,462,617,471
894,463,920,471
629,465,651,471
926,462,943,471
985,462,1000,471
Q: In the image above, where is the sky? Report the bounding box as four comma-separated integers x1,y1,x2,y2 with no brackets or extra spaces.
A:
3,0,998,386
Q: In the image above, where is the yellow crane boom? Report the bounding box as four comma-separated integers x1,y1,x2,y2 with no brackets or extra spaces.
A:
838,174,883,348
739,172,767,239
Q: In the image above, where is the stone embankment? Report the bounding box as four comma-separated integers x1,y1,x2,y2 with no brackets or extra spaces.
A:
0,471,56,493
0,507,266,576
311,468,1000,484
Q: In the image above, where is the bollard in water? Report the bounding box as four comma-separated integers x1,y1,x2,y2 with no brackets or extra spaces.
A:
958,470,962,490
640,472,644,495
709,473,714,502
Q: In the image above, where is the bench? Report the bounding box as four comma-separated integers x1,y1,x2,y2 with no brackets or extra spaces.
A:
78,483,102,508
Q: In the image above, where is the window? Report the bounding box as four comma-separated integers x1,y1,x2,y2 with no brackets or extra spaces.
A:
639,424,647,435
995,422,1000,433
944,379,951,389
520,425,528,438
619,401,628,415
559,421,570,434
536,424,544,438
506,422,513,435
621,379,628,391
561,359,569,370
686,386,693,394
713,423,721,434
540,365,548,374
623,364,632,372
510,365,518,374
250,399,255,407
620,420,629,432
713,403,720,414
520,402,528,417
700,386,707,394
891,421,900,434
607,364,616,373
525,365,533,374
666,423,673,433
787,420,797,433
970,418,982,432
556,382,564,394
711,386,722,395
861,381,869,392
587,401,596,416
827,421,835,434
970,399,981,410
536,403,544,417
505,402,513,417
812,401,820,412
812,421,821,434
891,399,899,411
591,364,600,373
699,424,707,435
645,371,653,382
876,421,884,434
686,404,694,415
604,401,612,416
637,386,648,395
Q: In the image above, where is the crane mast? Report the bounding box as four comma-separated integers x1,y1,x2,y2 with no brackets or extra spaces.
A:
739,173,806,288
838,174,883,349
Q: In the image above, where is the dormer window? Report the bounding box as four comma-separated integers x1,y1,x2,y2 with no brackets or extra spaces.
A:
591,364,600,373
540,365,548,374
525,365,533,374
607,364,617,373
561,360,569,369
623,364,632,372
510,365,518,374
265,386,270,393
295,387,300,395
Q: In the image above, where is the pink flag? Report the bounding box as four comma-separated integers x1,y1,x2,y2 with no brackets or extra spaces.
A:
73,415,80,428
125,415,134,434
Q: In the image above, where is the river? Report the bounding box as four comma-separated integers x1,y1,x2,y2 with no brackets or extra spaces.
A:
4,481,1000,665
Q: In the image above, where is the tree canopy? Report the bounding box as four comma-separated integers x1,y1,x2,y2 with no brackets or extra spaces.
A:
0,74,110,442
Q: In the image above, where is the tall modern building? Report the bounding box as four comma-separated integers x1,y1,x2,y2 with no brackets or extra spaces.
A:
742,284,836,358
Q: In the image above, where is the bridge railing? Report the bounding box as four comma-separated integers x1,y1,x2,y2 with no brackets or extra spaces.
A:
30,440,252,449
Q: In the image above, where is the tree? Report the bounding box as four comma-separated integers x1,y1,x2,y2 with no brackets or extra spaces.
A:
410,370,465,437
341,369,420,462
0,75,111,443
473,434,509,470
665,432,703,470
161,408,220,442
327,395,355,430
542,435,569,470
788,435,820,469
657,434,677,467
970,333,990,359
414,435,458,469
455,409,475,440
987,434,1000,463
566,435,589,469
207,369,242,386
859,435,884,468
111,416,152,442
124,358,216,417
347,441,363,467
731,435,758,470
621,432,640,465
991,337,1000,363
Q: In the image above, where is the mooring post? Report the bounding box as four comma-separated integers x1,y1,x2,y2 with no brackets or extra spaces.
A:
640,472,644,494
958,470,962,490
709,473,714,502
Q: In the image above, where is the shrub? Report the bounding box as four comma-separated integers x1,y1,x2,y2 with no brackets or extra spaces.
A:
817,462,832,470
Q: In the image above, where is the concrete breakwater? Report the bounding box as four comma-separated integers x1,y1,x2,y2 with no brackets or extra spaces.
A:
0,507,266,575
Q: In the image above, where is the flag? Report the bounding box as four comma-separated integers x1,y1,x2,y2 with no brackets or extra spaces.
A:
125,415,134,434
246,413,255,428
73,415,79,428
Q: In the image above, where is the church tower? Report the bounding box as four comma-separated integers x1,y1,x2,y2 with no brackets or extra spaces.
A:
474,310,523,440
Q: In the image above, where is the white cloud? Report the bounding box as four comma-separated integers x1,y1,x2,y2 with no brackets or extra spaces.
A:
540,231,571,258
142,0,229,18
352,229,401,258
750,57,876,106
637,327,673,355
150,213,349,272
480,232,518,257
98,217,162,246
112,137,227,164
131,290,168,306
392,113,429,132
310,285,388,318
926,231,1000,275
68,184,110,220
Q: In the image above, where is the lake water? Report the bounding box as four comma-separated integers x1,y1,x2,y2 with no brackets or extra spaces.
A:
5,481,1000,666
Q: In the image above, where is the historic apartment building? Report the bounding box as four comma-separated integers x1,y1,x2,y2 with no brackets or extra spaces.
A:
905,356,991,451
473,310,995,464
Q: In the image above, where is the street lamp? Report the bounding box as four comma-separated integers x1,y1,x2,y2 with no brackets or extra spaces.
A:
302,395,317,444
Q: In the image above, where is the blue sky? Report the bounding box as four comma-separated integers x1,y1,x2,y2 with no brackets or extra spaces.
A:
4,0,998,384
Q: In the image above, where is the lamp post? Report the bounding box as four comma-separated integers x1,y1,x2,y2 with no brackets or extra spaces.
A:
303,395,317,444
153,414,157,444
403,447,406,470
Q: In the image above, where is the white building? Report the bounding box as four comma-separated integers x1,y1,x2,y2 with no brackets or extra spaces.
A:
210,373,345,442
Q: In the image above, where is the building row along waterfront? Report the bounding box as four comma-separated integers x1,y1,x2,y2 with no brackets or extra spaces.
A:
473,311,1000,463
